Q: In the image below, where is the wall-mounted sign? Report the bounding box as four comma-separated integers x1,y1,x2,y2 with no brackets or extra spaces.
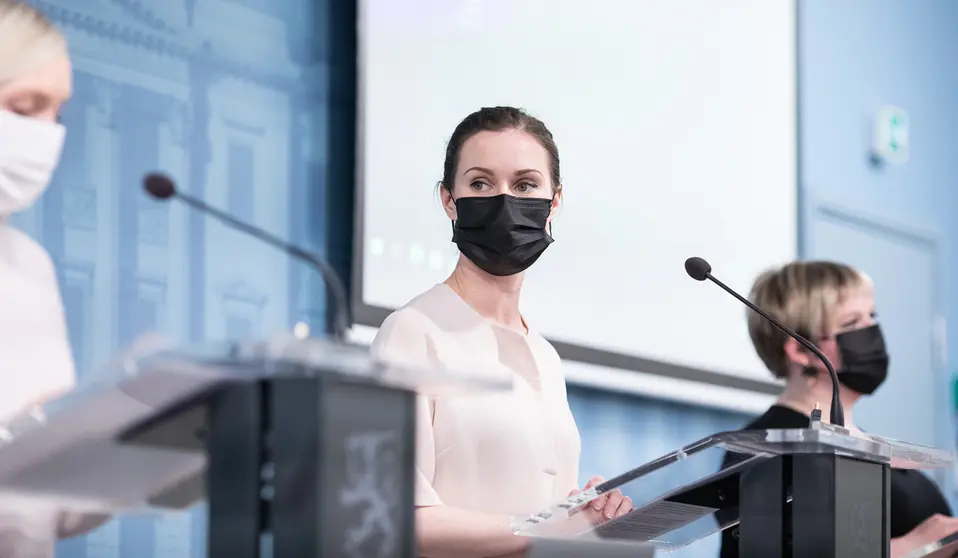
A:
872,105,909,165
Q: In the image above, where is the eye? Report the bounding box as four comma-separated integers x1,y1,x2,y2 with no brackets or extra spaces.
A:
6,95,40,117
839,312,874,332
469,180,489,191
7,104,31,117
839,319,860,330
514,181,538,193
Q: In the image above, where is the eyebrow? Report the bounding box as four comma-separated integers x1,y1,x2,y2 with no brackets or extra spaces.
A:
837,310,870,324
462,166,544,178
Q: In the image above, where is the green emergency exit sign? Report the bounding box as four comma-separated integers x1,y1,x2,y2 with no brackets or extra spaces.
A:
872,105,909,165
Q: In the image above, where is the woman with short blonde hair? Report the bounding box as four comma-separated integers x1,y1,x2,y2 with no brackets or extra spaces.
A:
0,2,108,556
746,261,873,383
719,260,954,558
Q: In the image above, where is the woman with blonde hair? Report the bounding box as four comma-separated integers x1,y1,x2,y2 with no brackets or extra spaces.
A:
0,1,108,556
719,261,954,558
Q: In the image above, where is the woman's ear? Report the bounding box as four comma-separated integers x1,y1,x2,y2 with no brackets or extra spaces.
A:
548,188,563,223
439,183,457,220
783,337,811,368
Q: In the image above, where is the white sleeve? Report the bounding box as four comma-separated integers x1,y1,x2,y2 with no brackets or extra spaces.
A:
371,310,444,507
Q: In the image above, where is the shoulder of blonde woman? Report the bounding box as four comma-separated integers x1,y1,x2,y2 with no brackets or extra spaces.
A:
0,226,76,415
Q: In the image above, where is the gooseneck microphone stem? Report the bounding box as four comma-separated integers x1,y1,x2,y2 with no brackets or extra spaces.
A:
685,257,845,427
143,173,350,342
713,273,845,427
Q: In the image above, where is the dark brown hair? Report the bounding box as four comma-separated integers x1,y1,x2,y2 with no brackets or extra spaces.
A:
441,106,561,194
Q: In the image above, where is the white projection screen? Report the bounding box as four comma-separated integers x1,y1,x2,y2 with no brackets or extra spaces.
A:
353,0,797,408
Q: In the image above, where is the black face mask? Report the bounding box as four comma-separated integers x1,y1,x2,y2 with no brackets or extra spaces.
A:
451,194,554,277
834,324,890,395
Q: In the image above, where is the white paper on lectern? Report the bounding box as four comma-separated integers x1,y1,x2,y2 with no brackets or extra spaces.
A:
595,500,720,542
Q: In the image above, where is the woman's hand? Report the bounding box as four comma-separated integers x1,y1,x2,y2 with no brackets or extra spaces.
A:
890,514,958,558
568,476,632,521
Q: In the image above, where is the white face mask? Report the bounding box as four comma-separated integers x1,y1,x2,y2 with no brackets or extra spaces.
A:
0,110,65,217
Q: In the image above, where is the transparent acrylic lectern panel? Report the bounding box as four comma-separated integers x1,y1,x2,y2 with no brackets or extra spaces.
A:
0,334,511,512
514,421,954,552
76,332,513,399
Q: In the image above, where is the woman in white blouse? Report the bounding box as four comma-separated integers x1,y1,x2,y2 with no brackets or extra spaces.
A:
371,106,632,558
0,2,108,556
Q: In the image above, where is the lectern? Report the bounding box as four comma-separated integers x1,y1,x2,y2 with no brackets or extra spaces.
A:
514,415,953,558
0,334,511,558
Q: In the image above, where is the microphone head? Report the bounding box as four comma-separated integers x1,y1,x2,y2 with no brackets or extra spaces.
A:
144,173,176,200
685,257,712,281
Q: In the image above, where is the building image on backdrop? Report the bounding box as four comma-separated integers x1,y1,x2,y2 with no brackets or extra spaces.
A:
17,1,329,556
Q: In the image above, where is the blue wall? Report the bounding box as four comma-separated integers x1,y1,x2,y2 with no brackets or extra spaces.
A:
799,0,958,347
798,0,958,483
10,0,956,556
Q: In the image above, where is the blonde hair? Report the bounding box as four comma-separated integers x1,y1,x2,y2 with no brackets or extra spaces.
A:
0,0,65,84
748,261,872,378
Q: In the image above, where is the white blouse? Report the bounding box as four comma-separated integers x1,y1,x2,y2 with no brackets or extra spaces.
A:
0,224,94,558
371,283,581,516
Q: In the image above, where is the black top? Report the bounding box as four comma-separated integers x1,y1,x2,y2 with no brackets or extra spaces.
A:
718,404,951,558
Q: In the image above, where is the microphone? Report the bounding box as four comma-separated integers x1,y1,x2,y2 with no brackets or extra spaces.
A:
143,173,351,342
684,256,845,427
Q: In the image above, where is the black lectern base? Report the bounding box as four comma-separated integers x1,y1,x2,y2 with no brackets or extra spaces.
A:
124,374,417,558
739,453,890,558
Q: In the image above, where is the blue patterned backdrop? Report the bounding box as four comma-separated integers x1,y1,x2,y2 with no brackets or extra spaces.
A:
11,0,345,556
15,1,745,557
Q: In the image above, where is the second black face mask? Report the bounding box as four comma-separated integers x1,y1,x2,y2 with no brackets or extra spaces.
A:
835,324,890,395
452,194,554,277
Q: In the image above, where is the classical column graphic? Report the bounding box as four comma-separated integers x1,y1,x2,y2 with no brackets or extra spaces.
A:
157,98,192,347
115,83,165,558
90,75,122,369
51,70,95,378
284,0,311,330
115,84,165,347
187,42,215,344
